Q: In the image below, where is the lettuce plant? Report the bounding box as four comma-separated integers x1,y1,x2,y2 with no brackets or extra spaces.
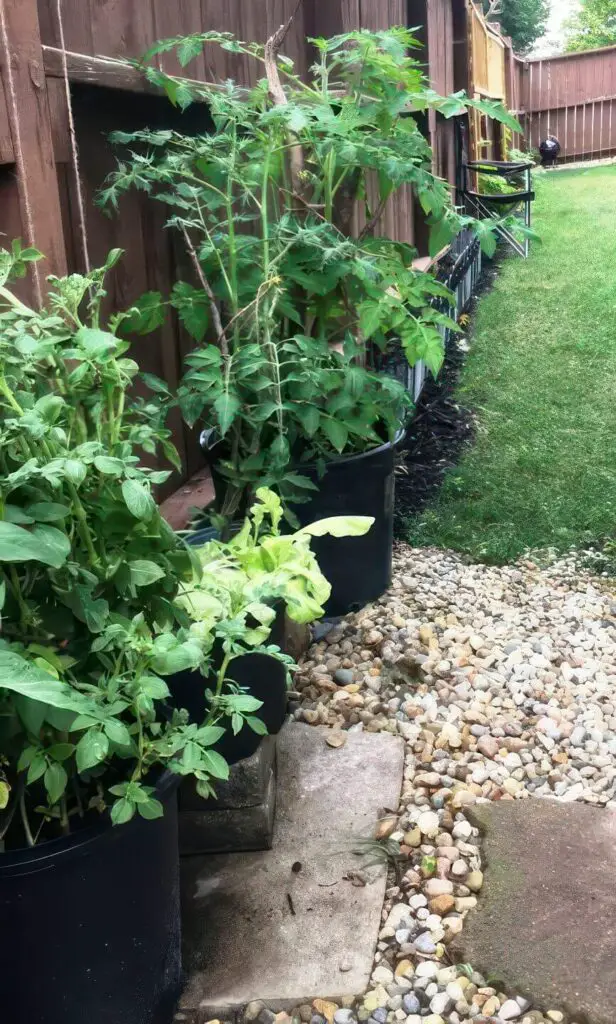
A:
179,486,374,628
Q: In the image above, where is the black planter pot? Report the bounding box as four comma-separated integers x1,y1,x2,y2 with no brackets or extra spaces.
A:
290,436,399,616
168,651,288,765
0,772,181,1024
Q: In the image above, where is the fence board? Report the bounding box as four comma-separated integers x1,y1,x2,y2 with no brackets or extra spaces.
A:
521,46,616,160
0,0,67,300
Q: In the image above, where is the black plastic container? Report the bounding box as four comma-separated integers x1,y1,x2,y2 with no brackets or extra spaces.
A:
0,772,181,1024
290,437,398,616
168,651,288,764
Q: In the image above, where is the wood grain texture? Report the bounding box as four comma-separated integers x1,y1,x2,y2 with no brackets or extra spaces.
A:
0,72,14,162
1,0,67,300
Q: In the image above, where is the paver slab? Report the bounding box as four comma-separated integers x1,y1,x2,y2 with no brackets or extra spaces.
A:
456,798,616,1024
178,723,405,1020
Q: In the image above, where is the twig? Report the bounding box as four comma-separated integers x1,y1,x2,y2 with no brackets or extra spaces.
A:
358,197,389,241
264,6,305,195
180,225,229,359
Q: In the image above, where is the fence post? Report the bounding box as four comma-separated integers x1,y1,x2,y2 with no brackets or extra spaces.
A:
0,0,67,304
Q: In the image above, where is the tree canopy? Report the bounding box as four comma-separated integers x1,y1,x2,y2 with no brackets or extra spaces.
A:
564,0,616,52
484,0,550,55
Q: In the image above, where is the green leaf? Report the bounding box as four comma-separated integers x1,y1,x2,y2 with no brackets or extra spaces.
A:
138,797,164,820
104,719,132,747
214,392,240,436
429,217,456,258
171,281,210,341
44,762,68,804
94,456,125,476
27,755,47,784
76,729,109,773
47,742,74,761
177,36,204,67
226,694,263,713
118,291,165,336
195,725,226,746
32,525,71,568
64,459,87,486
299,516,374,538
111,797,136,825
26,502,70,522
75,327,119,358
201,749,230,780
0,650,98,714
246,715,268,736
129,559,166,587
152,641,203,675
322,417,349,453
295,404,320,437
122,479,155,521
139,675,171,699
0,781,9,810
0,521,70,568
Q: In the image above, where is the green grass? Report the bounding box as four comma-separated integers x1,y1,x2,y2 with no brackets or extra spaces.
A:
407,165,616,563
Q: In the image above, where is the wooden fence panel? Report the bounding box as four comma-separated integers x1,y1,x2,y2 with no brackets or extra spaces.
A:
522,46,616,161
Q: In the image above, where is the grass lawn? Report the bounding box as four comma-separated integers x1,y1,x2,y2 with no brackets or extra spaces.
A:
407,164,616,563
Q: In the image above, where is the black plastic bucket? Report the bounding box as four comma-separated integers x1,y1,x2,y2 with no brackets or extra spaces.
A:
168,651,288,765
0,772,181,1024
290,437,398,616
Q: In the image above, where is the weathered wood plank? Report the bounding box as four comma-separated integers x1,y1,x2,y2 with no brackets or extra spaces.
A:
0,0,66,301
0,71,14,162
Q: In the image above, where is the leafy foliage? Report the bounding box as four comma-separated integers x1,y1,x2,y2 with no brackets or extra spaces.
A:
101,28,520,518
0,247,292,849
484,0,550,55
181,487,374,628
564,0,616,52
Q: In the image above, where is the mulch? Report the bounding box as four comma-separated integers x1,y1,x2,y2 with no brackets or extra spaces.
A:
393,257,502,537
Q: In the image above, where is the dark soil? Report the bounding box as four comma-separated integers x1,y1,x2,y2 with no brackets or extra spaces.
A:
393,257,502,538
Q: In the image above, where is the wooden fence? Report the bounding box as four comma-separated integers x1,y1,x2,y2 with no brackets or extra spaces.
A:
520,45,616,162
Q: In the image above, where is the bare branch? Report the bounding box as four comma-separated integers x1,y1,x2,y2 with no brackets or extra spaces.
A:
264,4,305,194
358,197,388,242
180,225,229,359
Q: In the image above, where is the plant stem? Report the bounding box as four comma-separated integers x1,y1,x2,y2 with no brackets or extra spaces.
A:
19,790,35,848
8,566,30,631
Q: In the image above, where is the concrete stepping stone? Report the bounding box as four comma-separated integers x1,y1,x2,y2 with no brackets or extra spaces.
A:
455,798,616,1024
177,723,404,1020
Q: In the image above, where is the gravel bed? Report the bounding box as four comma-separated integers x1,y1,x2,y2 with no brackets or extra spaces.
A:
280,544,616,1024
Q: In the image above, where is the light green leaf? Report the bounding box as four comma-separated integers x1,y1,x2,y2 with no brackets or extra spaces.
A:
44,762,68,804
246,715,268,736
0,521,70,568
122,479,155,521
104,719,132,747
129,559,166,587
111,797,136,825
201,749,230,780
0,650,97,713
75,326,119,358
138,797,164,820
214,392,240,436
94,456,125,477
298,516,374,538
26,502,70,522
76,729,109,773
27,755,47,784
